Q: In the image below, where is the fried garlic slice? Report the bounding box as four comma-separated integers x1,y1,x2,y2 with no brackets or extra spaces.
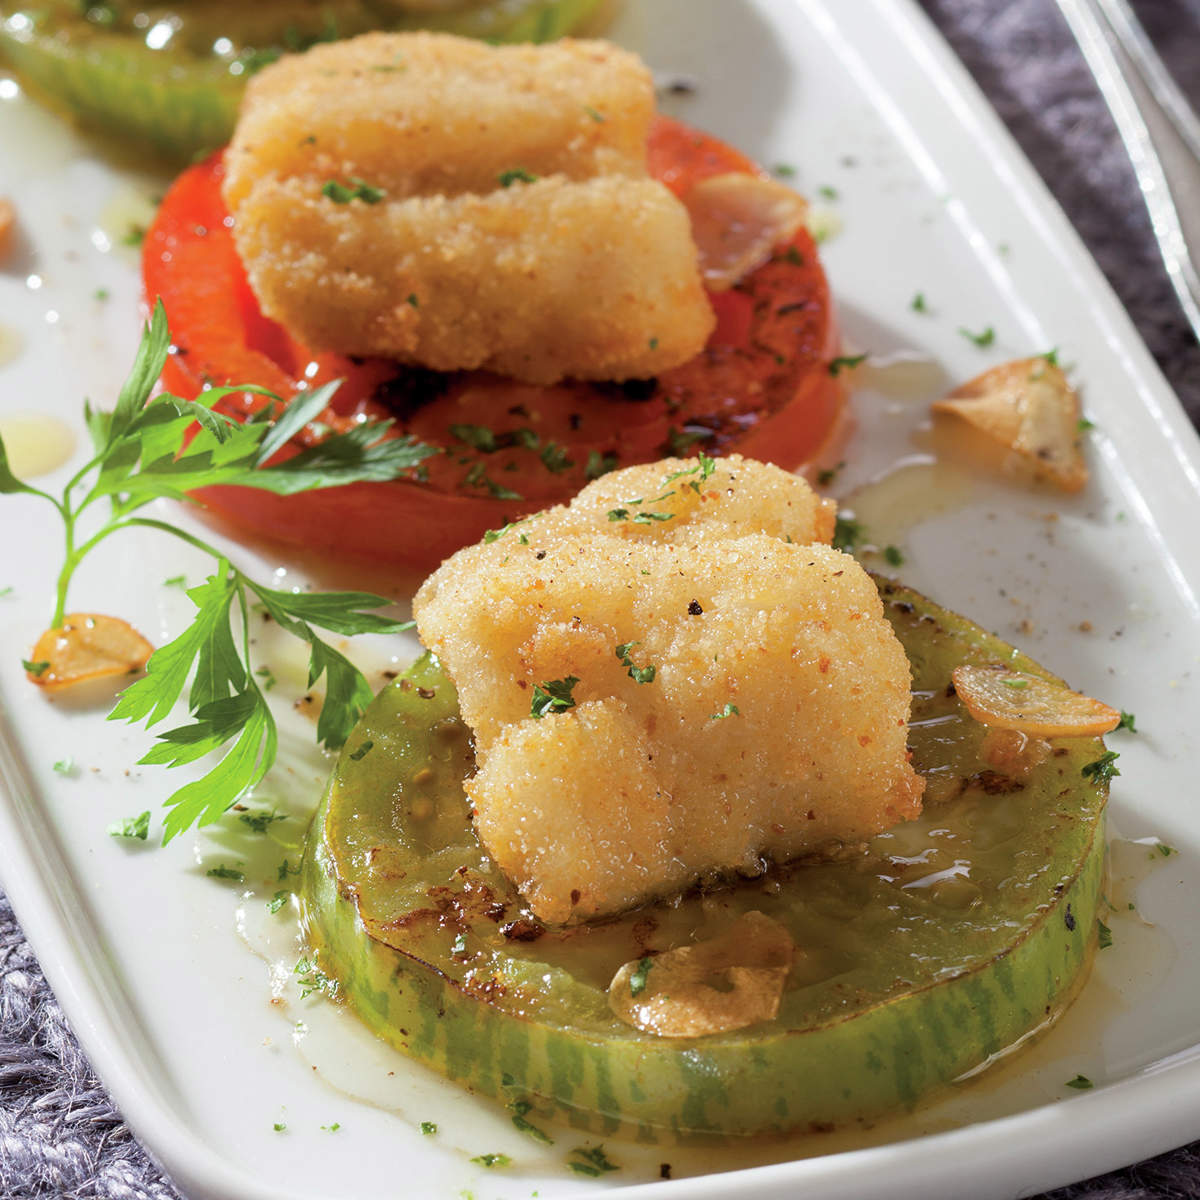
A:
682,173,809,292
932,358,1088,492
952,664,1120,738
26,614,153,690
608,911,795,1038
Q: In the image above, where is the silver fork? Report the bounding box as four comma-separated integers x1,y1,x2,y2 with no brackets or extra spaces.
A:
1055,0,1200,343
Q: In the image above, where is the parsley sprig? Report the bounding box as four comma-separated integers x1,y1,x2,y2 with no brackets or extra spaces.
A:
2,302,436,841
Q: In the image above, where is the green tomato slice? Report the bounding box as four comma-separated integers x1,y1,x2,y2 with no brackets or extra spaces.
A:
301,578,1108,1138
0,0,607,161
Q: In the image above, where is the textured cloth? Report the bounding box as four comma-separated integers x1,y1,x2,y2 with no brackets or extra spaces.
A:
3,1,1200,1197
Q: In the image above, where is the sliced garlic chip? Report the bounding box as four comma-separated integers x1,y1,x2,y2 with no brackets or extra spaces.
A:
951,664,1120,738
682,173,808,292
26,613,154,690
932,358,1088,492
608,910,795,1038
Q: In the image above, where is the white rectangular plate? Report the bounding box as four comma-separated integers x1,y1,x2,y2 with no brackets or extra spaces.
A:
3,1,1200,1197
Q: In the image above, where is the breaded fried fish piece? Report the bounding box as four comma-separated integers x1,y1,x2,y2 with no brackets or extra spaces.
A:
223,33,714,384
414,457,924,925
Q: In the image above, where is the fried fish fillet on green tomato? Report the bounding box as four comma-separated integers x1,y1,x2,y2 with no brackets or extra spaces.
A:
143,69,840,570
0,0,608,161
300,487,1111,1137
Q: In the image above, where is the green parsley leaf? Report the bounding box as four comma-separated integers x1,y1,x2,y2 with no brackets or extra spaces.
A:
1065,1074,1093,1090
349,738,374,761
958,325,996,347
710,703,740,720
122,224,145,247
1156,843,1175,858
648,336,659,351
509,1099,554,1145
321,177,386,204
629,956,653,996
462,461,522,500
278,858,301,881
817,184,839,201
206,863,244,882
568,1145,619,1176
320,1123,341,1133
832,514,863,552
1097,920,1112,950
163,575,187,588
254,665,276,692
53,757,74,774
910,292,928,313
450,423,498,453
530,676,579,719
665,426,707,456
471,1153,511,1169
406,293,419,308
483,518,531,544
498,168,538,187
1077,417,1096,433
1117,710,1137,733
22,659,50,677
1041,348,1060,365
267,890,291,914
107,810,150,840
420,1121,437,1136
1000,677,1029,690
238,807,287,833
828,354,867,376
273,1122,286,1132
772,163,796,178
583,104,606,123
1081,751,1120,785
883,544,904,567
94,288,110,302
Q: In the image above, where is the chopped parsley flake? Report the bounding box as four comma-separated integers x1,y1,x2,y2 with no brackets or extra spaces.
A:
1117,711,1138,733
471,1153,511,1168
273,1122,287,1132
321,177,386,204
498,168,538,187
615,642,656,684
122,225,145,247
509,1099,554,1145
710,703,740,720
321,1123,341,1133
1097,920,1112,950
958,325,996,348
816,461,845,487
53,758,74,774
585,450,618,480
828,354,867,376
22,659,50,677
206,863,245,882
1042,348,1060,365
530,676,580,719
569,1145,619,1177
910,292,928,313
267,890,291,914
278,858,301,881
420,1121,437,1136
1156,843,1176,858
539,441,574,474
163,574,186,588
1081,751,1120,785
1077,417,1096,433
817,184,839,201
107,810,150,840
662,453,716,494
649,336,659,351
883,544,904,567
254,665,276,692
238,807,286,833
406,293,419,308
832,514,863,552
583,105,605,123
94,288,110,302
483,518,531,544
629,956,653,997
1065,1074,1093,1090
665,426,707,455
294,956,338,999
349,739,375,761
1000,676,1029,690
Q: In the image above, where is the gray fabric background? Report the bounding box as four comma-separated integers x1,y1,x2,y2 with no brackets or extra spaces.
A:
3,1,1200,1196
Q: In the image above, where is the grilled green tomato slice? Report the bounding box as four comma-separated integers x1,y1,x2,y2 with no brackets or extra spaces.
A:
301,579,1108,1138
0,0,606,161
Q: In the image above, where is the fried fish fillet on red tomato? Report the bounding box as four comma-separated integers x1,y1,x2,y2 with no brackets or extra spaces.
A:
143,40,842,571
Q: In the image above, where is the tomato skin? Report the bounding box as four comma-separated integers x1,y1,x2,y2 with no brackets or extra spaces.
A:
143,117,841,569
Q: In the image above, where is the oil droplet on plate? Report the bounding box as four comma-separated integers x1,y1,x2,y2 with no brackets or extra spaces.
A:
0,413,75,478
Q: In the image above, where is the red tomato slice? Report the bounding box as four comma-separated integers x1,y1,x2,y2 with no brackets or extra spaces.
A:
142,115,842,569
